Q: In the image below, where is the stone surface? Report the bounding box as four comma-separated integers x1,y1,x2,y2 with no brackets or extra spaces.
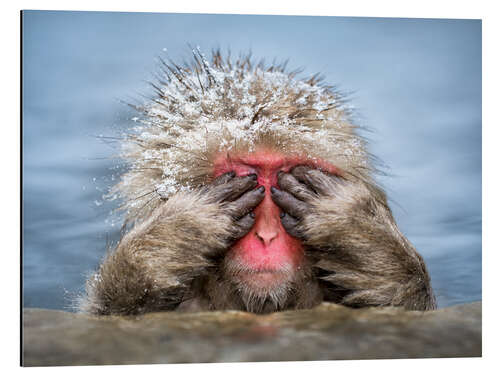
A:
22,302,481,366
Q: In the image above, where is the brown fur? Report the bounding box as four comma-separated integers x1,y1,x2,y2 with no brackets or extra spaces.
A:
80,50,435,315
80,191,232,314
302,177,435,310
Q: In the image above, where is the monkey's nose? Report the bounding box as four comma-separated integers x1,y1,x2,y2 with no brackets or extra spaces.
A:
255,229,279,246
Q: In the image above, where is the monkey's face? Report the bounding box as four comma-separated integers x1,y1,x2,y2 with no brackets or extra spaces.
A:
213,148,338,297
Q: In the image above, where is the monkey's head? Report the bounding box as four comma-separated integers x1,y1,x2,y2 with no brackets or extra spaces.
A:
111,50,376,311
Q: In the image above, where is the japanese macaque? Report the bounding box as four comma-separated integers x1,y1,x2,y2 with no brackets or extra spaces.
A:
80,50,436,315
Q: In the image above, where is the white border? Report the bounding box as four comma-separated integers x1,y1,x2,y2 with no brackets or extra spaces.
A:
4,1,496,374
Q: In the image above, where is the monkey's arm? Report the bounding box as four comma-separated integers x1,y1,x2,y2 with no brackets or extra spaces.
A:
272,167,436,311
81,173,264,315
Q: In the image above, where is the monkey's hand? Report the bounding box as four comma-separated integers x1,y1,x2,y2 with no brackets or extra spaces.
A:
81,172,264,315
270,166,348,239
202,171,265,242
271,166,435,310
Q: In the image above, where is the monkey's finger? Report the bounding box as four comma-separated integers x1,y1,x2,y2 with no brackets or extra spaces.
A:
290,165,315,184
303,169,344,196
277,172,315,201
270,186,309,219
231,212,256,240
211,171,236,186
291,166,342,196
224,174,259,201
225,186,265,218
211,174,258,202
201,171,236,198
280,213,304,239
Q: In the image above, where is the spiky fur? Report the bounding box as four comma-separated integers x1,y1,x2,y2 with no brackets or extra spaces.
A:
80,50,435,315
109,49,371,224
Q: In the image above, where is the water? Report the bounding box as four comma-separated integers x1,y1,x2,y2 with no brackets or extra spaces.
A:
22,11,481,311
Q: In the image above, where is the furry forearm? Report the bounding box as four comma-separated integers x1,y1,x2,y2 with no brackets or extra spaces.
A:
304,195,436,310
80,191,232,315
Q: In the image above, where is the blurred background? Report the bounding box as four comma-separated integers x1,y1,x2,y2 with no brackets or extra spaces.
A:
22,10,481,310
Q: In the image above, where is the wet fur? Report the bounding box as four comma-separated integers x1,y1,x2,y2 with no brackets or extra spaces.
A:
80,51,435,315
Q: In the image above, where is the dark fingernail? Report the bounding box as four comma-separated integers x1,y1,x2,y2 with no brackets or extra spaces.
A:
271,186,277,194
280,212,285,218
258,186,265,193
249,212,255,218
248,173,257,180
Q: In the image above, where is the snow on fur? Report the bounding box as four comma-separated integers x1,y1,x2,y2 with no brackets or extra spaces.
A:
109,49,372,224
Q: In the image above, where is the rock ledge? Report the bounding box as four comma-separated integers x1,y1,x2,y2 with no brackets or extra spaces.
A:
22,301,481,366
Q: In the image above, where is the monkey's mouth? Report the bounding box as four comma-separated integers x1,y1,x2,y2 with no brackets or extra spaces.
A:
223,250,296,294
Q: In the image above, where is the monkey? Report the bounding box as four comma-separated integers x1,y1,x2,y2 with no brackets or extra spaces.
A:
79,49,436,315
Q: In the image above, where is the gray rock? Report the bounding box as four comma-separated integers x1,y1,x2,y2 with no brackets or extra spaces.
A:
22,302,481,366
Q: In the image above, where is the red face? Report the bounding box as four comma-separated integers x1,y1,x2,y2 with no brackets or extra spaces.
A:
213,148,339,294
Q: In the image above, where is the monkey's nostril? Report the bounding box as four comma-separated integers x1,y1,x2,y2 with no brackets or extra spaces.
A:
255,229,279,246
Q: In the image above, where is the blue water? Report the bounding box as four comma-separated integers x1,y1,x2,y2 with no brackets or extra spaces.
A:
22,11,481,311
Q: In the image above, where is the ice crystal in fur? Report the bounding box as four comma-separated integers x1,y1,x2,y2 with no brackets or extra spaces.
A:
110,49,372,223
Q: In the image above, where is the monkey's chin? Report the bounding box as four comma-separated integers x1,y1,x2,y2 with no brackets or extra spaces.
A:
237,270,292,294
223,249,297,304
231,270,293,313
